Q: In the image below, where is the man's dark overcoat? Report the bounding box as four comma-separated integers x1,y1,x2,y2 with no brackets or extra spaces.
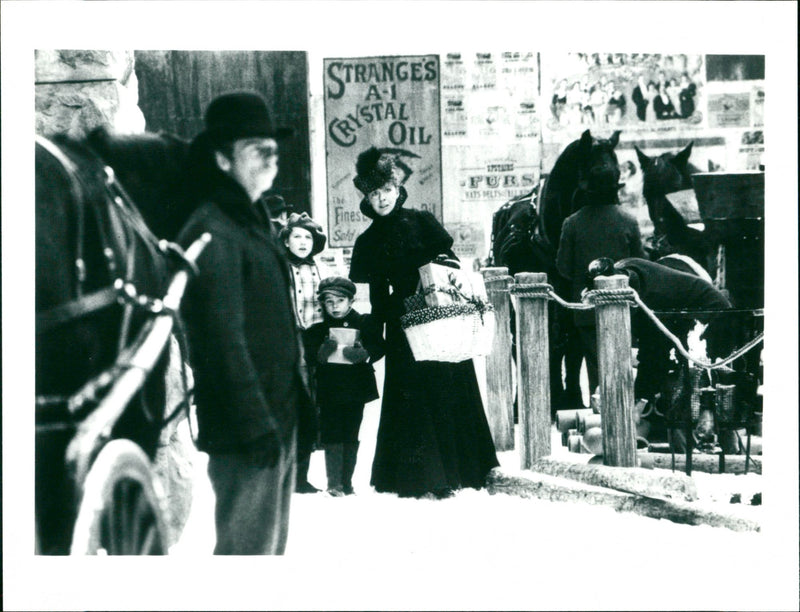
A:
614,257,733,401
178,176,309,453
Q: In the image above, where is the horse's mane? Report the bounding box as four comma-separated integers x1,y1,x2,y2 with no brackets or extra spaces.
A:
538,130,621,251
545,138,584,191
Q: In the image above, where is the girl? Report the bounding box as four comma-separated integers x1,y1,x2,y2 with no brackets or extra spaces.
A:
348,147,499,499
280,212,327,493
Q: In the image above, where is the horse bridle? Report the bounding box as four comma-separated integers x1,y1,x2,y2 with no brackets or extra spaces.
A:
36,135,195,423
35,135,168,337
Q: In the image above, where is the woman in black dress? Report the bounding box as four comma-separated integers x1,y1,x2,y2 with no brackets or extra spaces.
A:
348,147,499,499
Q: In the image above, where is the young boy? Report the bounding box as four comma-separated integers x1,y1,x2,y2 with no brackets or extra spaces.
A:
303,277,384,496
279,212,327,493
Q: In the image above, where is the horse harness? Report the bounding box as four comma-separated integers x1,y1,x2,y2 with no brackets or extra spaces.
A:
37,136,165,331
35,135,190,420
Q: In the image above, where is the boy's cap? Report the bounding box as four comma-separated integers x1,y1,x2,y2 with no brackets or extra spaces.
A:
318,277,357,300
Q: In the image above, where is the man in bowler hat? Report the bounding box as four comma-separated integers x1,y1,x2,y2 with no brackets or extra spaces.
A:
177,91,311,554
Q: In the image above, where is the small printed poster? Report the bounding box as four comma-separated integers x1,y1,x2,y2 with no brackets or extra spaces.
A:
445,221,485,260
442,96,467,137
734,130,765,170
708,93,750,128
752,87,764,127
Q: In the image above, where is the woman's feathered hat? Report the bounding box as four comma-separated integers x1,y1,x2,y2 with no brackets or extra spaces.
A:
353,147,398,195
279,212,327,256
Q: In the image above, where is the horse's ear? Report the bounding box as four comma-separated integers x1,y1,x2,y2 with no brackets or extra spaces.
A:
579,129,593,153
635,145,651,169
609,130,621,148
673,142,694,169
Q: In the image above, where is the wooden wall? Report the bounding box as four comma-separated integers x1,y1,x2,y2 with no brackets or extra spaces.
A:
134,51,312,214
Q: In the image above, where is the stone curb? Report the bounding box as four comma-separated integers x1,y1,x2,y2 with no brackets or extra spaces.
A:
529,456,699,502
486,467,761,533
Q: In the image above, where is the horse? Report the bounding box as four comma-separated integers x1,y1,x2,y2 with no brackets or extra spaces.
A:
490,129,622,413
35,127,193,554
492,129,623,276
634,142,713,273
636,142,765,386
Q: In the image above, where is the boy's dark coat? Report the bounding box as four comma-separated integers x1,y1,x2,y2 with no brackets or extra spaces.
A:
303,309,383,407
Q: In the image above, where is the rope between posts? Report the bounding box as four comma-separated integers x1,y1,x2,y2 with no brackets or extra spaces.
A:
507,280,764,371
510,282,594,309
631,292,764,370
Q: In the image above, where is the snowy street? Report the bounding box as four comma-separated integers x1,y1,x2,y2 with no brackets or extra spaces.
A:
171,403,765,558
165,366,779,611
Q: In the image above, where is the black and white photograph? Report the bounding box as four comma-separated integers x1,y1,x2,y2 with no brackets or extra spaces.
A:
3,1,798,610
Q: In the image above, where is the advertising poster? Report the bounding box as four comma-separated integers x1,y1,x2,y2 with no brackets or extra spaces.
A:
440,52,540,262
540,53,706,149
443,144,540,262
752,86,764,127
323,55,442,247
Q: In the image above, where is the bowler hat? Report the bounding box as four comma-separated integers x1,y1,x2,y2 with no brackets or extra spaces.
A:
279,212,327,256
198,91,292,146
318,277,357,300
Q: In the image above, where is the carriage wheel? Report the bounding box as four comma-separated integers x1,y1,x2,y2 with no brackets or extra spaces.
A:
70,439,169,555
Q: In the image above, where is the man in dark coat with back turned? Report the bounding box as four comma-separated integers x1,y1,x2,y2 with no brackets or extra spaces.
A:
556,183,645,393
178,91,310,554
587,256,732,402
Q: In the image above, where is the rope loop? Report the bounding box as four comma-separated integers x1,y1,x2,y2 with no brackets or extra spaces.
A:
504,280,762,370
484,274,516,286
510,282,553,298
583,287,637,306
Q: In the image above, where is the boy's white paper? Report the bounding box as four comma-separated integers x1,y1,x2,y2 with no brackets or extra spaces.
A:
327,327,360,364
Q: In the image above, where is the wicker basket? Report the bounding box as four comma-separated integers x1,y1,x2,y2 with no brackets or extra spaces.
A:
400,302,495,362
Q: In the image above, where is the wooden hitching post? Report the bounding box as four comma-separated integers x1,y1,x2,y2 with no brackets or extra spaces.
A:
593,274,637,467
513,272,551,469
481,267,515,451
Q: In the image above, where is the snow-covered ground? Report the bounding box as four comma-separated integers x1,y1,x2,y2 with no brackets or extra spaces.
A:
165,360,789,610
170,409,765,559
